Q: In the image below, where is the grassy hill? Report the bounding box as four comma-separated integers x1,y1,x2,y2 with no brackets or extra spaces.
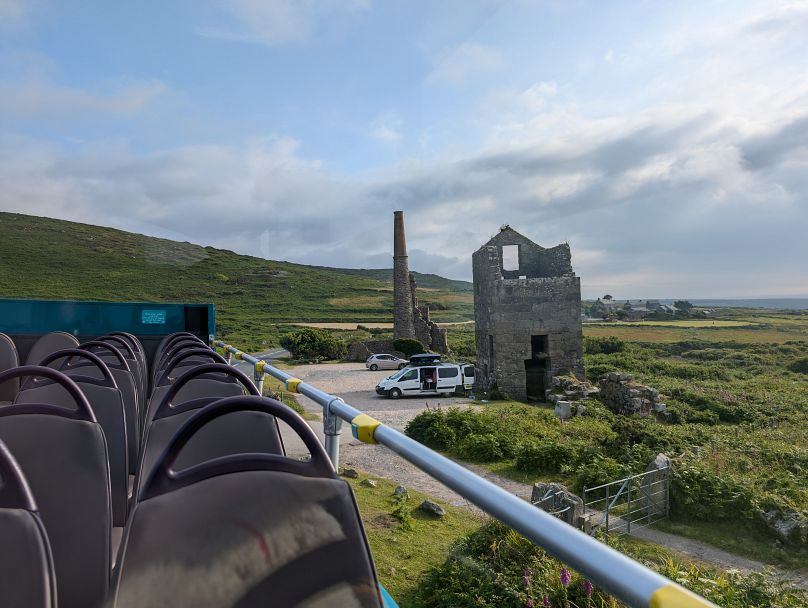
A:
0,213,473,347
321,267,472,292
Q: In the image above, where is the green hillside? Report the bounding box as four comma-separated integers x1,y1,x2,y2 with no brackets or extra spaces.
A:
0,213,473,347
320,267,472,292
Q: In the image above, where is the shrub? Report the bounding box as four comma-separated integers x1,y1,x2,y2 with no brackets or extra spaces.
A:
404,409,458,450
485,383,506,400
279,327,346,360
573,454,624,492
671,459,760,522
515,441,579,473
789,357,808,374
393,338,425,358
456,434,511,462
584,335,625,355
415,519,808,607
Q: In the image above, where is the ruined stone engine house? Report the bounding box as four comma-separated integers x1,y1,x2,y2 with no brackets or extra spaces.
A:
473,226,584,401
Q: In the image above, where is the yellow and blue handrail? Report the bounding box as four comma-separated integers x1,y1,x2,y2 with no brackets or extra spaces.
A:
213,340,715,608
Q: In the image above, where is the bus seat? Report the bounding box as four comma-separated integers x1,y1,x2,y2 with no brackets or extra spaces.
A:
0,333,19,402
138,364,282,487
17,349,129,527
0,367,111,608
24,332,79,366
0,439,57,608
115,396,381,608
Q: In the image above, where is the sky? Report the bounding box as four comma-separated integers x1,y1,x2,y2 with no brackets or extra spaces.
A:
1,0,807,299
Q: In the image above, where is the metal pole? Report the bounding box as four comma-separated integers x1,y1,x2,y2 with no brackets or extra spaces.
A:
322,397,345,469
605,484,610,534
254,365,265,395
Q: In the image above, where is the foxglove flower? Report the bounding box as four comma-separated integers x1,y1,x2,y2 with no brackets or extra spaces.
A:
560,568,571,588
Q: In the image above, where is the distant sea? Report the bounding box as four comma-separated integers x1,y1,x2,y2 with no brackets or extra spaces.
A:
664,298,808,310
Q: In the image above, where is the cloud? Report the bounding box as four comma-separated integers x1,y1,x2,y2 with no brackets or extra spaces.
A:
742,2,808,39
426,43,503,85
370,113,403,143
0,0,28,27
3,102,808,298
197,0,370,46
0,77,167,120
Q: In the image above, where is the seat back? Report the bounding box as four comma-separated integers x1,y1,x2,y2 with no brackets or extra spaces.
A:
153,348,227,388
116,397,380,608
153,338,206,382
107,332,149,399
138,364,281,486
0,333,19,402
94,336,144,408
0,439,57,608
81,341,140,472
18,349,129,527
0,366,111,608
24,332,79,366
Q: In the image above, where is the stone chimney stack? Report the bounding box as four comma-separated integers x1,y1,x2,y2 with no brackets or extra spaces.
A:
393,210,414,339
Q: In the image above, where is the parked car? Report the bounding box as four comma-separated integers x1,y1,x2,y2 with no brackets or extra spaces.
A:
365,353,408,371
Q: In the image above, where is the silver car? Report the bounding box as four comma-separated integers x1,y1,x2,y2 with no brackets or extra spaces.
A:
366,354,408,371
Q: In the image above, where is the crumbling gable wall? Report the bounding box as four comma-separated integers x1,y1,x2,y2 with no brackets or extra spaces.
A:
473,226,584,401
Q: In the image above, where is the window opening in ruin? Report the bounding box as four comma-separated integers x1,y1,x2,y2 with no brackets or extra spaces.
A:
531,335,549,357
501,245,519,271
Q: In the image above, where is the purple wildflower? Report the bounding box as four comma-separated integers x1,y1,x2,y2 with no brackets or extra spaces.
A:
543,595,551,608
583,579,593,598
526,600,534,608
560,568,571,588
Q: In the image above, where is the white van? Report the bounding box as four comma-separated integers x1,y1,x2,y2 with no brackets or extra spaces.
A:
375,363,462,398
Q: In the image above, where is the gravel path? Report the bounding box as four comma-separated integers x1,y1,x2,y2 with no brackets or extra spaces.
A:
251,361,808,590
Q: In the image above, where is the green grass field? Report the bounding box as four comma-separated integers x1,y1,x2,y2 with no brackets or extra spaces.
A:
0,212,473,350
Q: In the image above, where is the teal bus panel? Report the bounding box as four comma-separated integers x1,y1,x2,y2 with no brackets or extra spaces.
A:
0,298,214,338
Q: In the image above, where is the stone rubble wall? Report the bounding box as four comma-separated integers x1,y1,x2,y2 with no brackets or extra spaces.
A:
598,372,666,415
546,375,597,418
410,275,449,354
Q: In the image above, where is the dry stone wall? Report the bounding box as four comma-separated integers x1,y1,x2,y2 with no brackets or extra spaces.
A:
598,372,666,415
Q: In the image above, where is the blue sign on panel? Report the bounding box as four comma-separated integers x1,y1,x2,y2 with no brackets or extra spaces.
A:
141,309,167,324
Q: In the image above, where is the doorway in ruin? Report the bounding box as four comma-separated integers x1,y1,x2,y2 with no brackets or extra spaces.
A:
525,335,549,400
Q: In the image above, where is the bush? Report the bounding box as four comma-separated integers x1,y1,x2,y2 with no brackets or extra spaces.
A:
573,454,624,491
415,520,808,608
789,357,808,374
393,338,424,358
584,335,625,355
404,409,458,450
515,441,579,473
279,327,346,360
456,434,512,462
485,383,506,400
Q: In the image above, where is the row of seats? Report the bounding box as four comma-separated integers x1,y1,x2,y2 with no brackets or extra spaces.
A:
0,331,382,607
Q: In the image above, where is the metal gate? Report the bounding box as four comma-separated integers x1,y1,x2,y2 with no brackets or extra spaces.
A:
582,466,670,535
